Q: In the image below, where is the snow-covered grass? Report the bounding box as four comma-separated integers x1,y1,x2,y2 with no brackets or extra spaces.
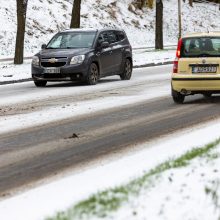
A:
1,117,220,220
48,139,220,220
0,0,219,58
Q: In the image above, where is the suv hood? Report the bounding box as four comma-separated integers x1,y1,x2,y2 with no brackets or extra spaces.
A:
38,48,92,58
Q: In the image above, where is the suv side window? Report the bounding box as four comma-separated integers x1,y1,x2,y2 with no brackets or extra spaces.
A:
116,31,125,41
107,31,118,44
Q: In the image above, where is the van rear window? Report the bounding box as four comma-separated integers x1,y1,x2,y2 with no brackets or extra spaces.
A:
181,37,220,58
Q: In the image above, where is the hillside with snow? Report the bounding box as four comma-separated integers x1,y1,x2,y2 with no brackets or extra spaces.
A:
0,0,219,58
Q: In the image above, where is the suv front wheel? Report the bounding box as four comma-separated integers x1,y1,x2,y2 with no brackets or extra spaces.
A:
120,58,132,80
34,80,47,87
85,63,99,85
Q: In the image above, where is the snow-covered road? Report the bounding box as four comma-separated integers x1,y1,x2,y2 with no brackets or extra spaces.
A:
1,65,220,220
0,65,170,134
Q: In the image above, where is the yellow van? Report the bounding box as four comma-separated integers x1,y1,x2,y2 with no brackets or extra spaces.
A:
171,32,220,103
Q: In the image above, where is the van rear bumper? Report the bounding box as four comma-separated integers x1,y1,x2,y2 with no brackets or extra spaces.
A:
172,76,220,92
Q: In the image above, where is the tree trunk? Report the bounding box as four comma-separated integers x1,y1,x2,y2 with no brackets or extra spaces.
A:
14,0,28,64
70,0,82,28
178,0,182,39
155,0,163,50
189,0,193,7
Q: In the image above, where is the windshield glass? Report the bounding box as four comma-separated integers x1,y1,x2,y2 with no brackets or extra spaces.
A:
47,32,96,49
181,37,220,57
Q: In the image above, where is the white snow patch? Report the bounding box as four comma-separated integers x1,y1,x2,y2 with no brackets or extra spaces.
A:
0,117,220,220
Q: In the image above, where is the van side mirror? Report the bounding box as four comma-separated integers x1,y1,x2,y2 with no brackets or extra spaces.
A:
101,42,110,49
41,44,47,49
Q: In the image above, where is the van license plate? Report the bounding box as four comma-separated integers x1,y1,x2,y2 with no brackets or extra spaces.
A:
192,66,217,73
44,68,60,74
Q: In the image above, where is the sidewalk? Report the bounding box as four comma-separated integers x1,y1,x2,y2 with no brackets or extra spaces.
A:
0,49,175,85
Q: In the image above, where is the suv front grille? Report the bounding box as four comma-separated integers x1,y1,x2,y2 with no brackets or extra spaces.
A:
40,57,68,68
41,62,66,67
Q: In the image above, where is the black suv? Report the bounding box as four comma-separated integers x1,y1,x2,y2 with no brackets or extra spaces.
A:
32,28,133,87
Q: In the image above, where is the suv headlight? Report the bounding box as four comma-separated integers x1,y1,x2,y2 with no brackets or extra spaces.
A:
32,56,39,66
70,55,85,65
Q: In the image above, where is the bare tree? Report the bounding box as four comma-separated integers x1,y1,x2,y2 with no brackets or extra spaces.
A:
14,0,28,64
70,0,82,28
155,0,163,49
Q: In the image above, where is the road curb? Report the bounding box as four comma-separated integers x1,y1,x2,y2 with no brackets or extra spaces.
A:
0,61,173,86
0,78,32,85
134,61,173,68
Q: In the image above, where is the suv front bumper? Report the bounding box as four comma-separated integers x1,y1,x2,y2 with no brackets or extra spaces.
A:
32,64,89,81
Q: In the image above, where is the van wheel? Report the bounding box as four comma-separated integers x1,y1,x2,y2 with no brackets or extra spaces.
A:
86,63,99,85
120,59,132,80
172,89,185,104
203,92,212,98
34,80,47,87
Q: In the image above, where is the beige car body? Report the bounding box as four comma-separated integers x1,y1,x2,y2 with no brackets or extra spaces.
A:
172,32,220,95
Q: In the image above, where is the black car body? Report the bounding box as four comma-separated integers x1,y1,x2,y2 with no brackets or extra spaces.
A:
32,28,133,86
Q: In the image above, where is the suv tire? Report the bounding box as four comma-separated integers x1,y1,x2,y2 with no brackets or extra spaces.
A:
85,63,99,85
172,89,185,104
34,80,47,87
120,58,132,80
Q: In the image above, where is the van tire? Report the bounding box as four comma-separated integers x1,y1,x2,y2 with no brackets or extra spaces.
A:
203,92,212,98
172,89,185,104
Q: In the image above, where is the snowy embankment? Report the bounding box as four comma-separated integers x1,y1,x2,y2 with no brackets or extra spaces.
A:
0,118,220,220
0,0,219,58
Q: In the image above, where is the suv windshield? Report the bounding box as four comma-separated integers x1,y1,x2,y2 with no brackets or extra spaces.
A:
47,32,96,49
181,37,220,57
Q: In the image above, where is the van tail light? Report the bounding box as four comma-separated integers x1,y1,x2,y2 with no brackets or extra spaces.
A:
173,58,179,73
173,38,183,74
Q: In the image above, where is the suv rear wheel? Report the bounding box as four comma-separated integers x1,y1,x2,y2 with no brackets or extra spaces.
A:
34,80,47,87
120,58,132,80
172,89,185,104
85,63,99,85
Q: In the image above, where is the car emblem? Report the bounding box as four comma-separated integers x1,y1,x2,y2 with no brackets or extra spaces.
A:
202,59,206,64
48,58,58,63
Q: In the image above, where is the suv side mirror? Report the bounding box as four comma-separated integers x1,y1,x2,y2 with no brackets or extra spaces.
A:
41,44,47,50
101,42,110,49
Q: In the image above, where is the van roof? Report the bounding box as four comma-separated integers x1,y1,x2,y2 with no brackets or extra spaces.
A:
183,31,220,38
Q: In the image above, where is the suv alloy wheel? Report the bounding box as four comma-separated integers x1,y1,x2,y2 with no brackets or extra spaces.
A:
86,63,99,85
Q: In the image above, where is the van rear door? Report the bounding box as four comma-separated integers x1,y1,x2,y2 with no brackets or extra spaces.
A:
178,37,220,75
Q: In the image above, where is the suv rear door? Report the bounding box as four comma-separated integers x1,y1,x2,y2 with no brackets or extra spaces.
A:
107,31,124,74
